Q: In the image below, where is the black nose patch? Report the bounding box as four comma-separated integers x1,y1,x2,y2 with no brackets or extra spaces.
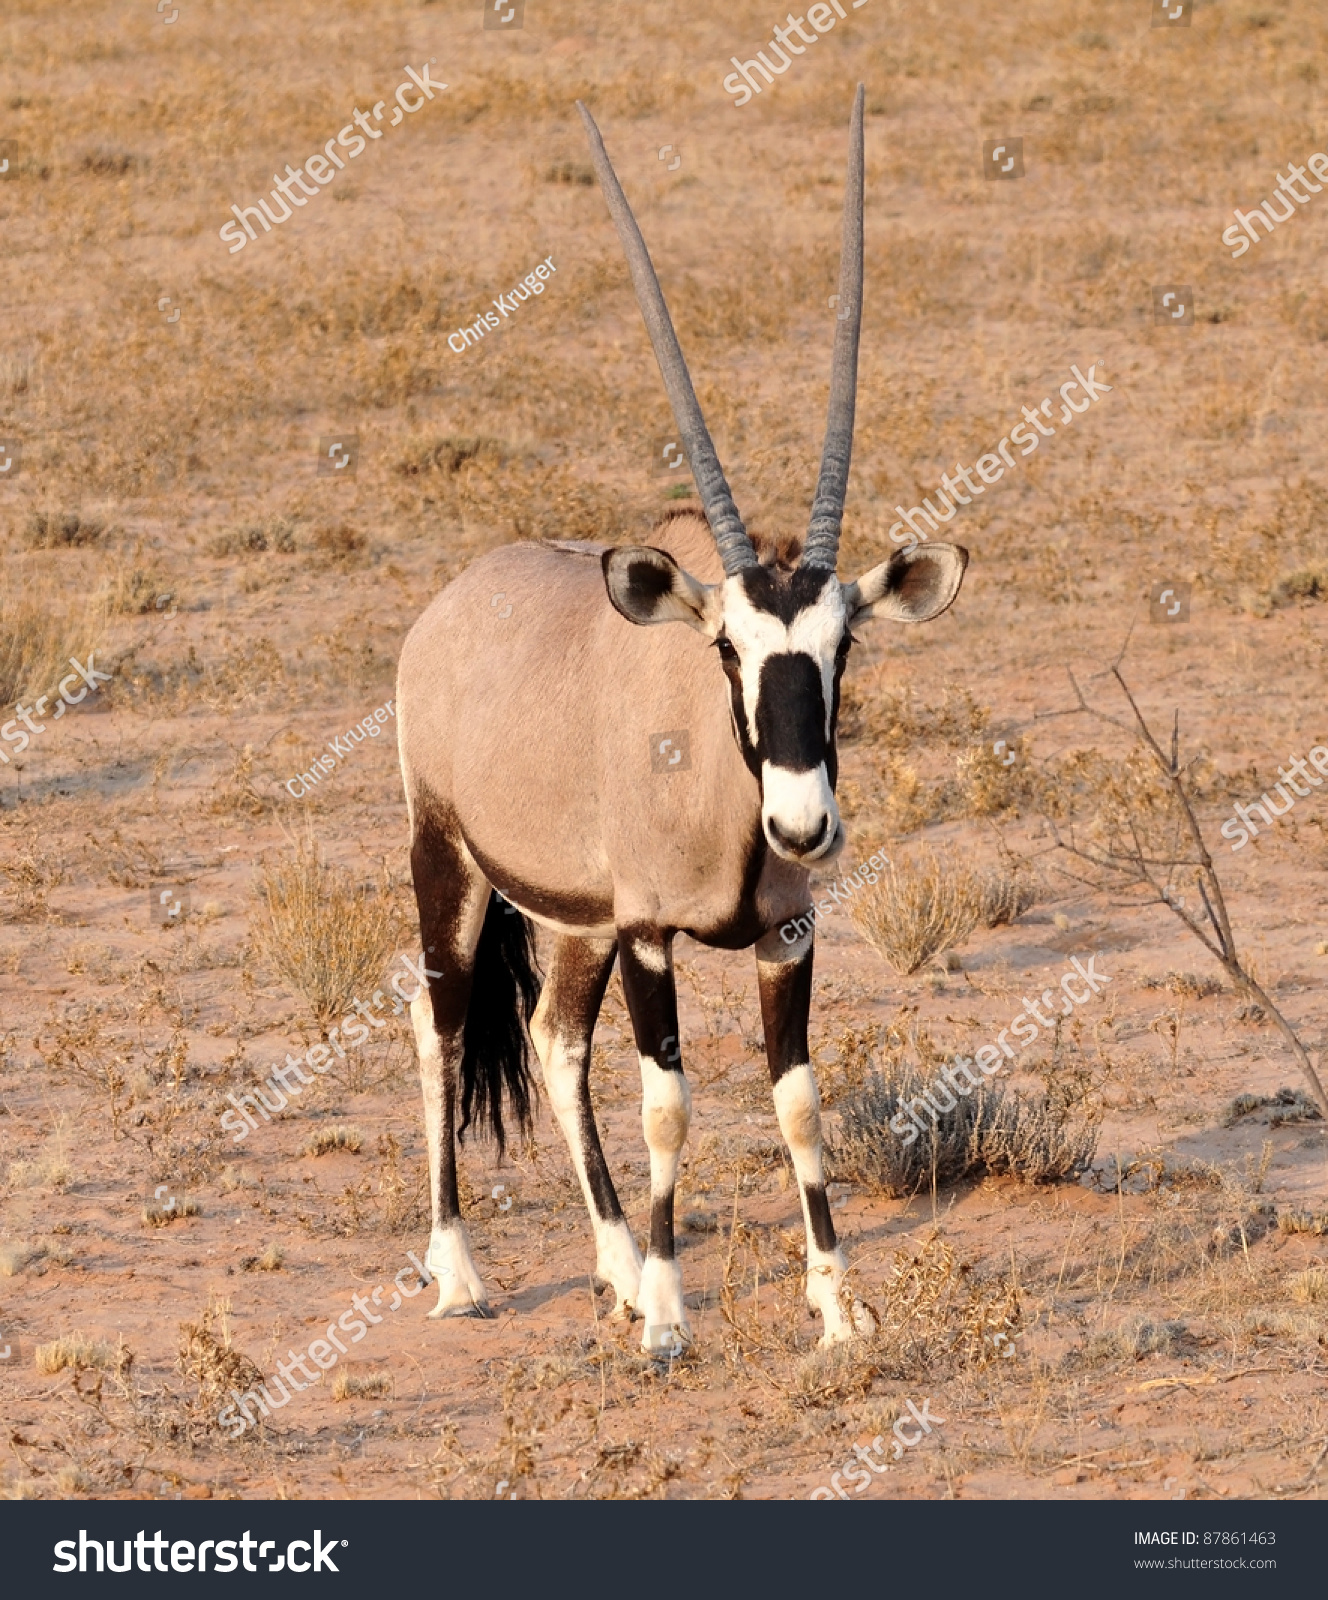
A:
756,654,827,773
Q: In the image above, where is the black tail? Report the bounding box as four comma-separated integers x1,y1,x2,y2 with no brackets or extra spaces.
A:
458,892,542,1157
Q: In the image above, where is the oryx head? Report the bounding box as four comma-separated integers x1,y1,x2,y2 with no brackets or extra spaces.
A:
579,87,968,865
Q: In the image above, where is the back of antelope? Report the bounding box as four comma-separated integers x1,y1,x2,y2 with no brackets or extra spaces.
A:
396,86,968,1353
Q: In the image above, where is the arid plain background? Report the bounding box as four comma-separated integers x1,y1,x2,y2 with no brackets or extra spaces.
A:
1,0,1327,1501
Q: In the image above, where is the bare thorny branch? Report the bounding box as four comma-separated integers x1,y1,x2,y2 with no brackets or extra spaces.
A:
1047,662,1328,1120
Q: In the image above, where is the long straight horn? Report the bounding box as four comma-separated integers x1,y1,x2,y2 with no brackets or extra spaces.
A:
802,83,865,573
577,101,757,577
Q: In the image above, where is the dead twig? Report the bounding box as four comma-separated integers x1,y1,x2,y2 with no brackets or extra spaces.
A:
1047,663,1328,1118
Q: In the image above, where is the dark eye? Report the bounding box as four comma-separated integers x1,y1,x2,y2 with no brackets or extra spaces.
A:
715,637,738,663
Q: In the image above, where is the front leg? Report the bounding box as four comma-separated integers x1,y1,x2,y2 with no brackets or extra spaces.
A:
618,927,692,1355
756,923,872,1345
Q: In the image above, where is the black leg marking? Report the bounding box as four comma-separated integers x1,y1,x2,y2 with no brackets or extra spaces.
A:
758,937,814,1088
649,1193,676,1262
803,1181,837,1255
410,812,475,1228
535,936,623,1224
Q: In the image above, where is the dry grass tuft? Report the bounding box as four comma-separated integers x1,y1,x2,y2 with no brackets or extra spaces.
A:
849,848,985,974
394,434,506,476
1278,1208,1328,1237
302,1124,364,1157
1081,1316,1188,1365
207,744,276,818
1288,1267,1328,1304
0,585,107,706
238,1244,285,1272
541,161,594,187
332,1370,393,1401
1143,971,1224,999
207,516,296,557
35,1333,132,1376
310,521,368,565
141,1196,200,1228
251,831,402,1031
977,866,1039,928
7,1144,74,1192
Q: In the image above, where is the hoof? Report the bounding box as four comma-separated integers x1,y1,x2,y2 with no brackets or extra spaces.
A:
641,1322,691,1358
593,1276,640,1322
429,1298,495,1321
815,1295,877,1347
423,1226,491,1319
592,1222,644,1320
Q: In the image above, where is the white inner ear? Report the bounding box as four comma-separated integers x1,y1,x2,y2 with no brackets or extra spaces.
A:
666,566,724,636
844,544,966,625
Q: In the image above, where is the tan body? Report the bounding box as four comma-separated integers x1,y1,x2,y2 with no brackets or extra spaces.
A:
398,517,809,946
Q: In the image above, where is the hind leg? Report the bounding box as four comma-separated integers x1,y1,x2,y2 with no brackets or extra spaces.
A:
409,810,492,1318
529,936,642,1318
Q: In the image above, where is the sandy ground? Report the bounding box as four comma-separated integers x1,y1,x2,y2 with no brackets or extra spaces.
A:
0,0,1326,1500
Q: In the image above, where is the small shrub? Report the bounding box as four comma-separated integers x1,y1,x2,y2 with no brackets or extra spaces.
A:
310,522,366,563
1271,567,1328,607
100,552,173,616
208,518,296,557
237,1243,285,1273
80,149,140,176
303,1125,364,1157
23,510,106,548
849,848,984,974
1223,1087,1322,1129
834,1056,1100,1197
207,745,274,818
178,1300,262,1420
955,737,1036,818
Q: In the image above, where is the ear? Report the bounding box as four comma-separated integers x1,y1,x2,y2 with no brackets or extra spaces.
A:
842,542,969,626
602,545,723,635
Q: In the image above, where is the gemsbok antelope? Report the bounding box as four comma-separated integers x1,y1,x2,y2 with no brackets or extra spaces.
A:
397,85,969,1353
